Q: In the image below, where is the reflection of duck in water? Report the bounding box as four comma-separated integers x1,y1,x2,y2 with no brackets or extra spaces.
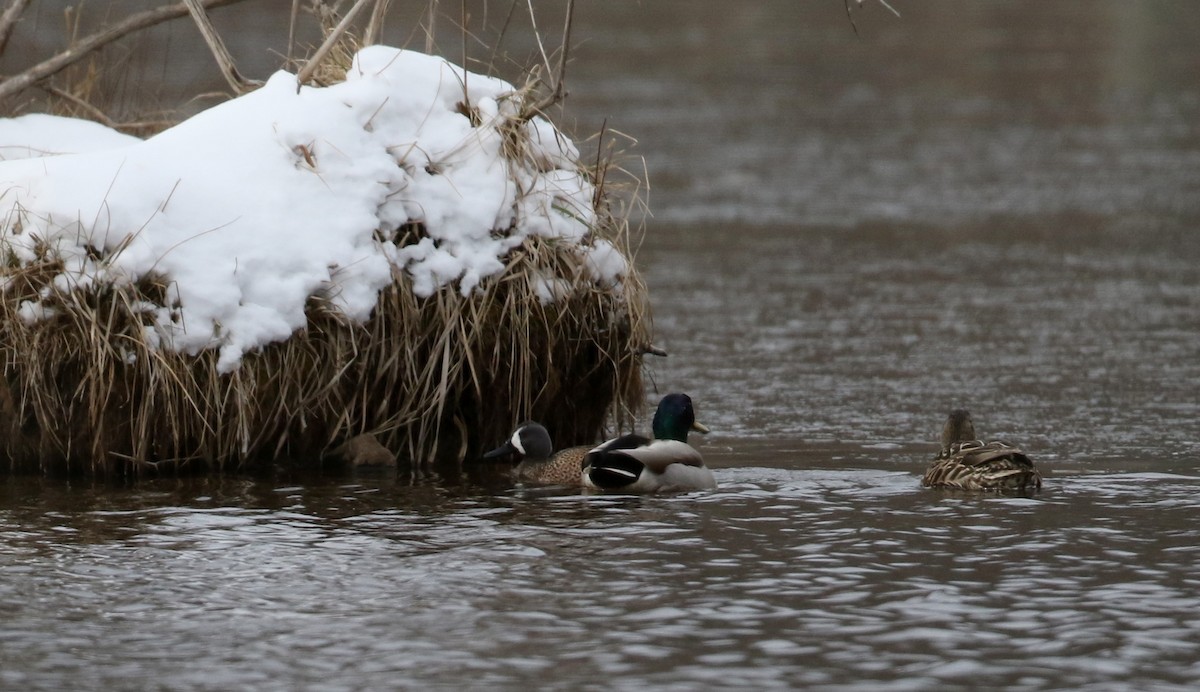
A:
483,422,590,487
922,409,1042,491
583,393,716,493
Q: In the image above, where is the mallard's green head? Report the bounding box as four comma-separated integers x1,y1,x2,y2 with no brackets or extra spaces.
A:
652,393,710,442
483,421,553,461
941,409,976,450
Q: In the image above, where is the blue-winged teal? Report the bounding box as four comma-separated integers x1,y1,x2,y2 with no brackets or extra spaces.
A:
483,422,589,486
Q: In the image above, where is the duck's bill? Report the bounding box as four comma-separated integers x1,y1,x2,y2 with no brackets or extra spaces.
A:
482,441,517,459
692,421,711,434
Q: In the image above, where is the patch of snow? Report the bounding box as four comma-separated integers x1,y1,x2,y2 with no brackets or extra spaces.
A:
0,47,627,372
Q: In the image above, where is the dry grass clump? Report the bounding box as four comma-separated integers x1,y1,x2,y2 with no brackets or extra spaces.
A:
0,213,649,476
0,1,652,476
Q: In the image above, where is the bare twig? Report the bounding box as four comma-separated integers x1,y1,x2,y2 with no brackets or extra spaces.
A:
0,0,33,55
364,0,391,47
296,0,374,87
551,0,574,102
184,0,262,93
489,0,520,73
845,0,902,35
0,0,249,105
425,0,439,55
844,0,859,36
42,83,113,124
522,0,574,119
287,0,301,63
524,0,553,79
42,84,173,134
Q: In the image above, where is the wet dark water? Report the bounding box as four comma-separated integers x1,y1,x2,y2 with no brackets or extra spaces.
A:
4,1,1200,689
642,217,1200,468
4,468,1200,690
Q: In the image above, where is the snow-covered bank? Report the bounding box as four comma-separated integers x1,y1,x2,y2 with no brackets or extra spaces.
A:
0,46,627,373
0,46,648,474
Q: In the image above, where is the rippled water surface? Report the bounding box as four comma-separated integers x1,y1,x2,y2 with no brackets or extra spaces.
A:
4,467,1200,690
4,0,1200,689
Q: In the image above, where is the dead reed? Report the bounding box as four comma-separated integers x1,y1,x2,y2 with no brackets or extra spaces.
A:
0,1,652,476
0,183,650,477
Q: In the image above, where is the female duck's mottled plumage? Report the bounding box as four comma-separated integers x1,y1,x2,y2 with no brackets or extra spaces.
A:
584,393,716,493
922,409,1042,491
483,422,589,487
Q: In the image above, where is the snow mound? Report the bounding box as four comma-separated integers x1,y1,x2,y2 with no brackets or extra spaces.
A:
0,46,626,372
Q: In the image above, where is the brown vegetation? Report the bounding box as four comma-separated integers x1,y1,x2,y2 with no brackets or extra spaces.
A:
0,1,652,476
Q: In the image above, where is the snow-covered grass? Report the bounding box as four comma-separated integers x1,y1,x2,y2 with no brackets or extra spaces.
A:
0,46,649,475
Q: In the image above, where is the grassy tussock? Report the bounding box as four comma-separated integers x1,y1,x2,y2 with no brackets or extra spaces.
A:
0,2,650,476
0,215,649,476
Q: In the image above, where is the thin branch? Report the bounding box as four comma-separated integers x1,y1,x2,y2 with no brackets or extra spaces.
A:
425,0,439,55
42,84,112,124
459,0,467,101
0,0,249,106
41,84,175,134
364,0,391,47
489,0,520,74
844,0,860,36
41,84,173,134
184,0,262,93
522,0,574,119
296,0,374,88
878,0,901,18
552,0,574,101
287,0,300,63
0,0,33,55
524,0,553,79
845,0,902,36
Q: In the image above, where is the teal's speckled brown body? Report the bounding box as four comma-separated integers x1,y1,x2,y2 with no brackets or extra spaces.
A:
513,444,591,486
922,410,1042,491
484,422,588,487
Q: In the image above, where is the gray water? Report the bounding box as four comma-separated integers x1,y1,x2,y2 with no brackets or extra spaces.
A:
4,1,1200,689
4,469,1200,690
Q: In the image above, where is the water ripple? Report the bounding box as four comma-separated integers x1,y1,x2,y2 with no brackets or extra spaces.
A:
3,467,1200,689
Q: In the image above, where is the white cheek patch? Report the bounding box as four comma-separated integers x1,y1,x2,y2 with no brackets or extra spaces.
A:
511,430,526,455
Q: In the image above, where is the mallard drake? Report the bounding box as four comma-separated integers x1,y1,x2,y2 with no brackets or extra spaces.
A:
922,409,1042,491
583,393,716,493
483,422,589,486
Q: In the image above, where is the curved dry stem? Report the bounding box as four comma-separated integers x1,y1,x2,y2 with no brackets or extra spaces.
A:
296,0,375,88
184,0,262,94
0,0,33,55
0,0,251,105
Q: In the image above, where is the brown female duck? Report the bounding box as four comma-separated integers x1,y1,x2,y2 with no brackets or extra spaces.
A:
922,409,1042,491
